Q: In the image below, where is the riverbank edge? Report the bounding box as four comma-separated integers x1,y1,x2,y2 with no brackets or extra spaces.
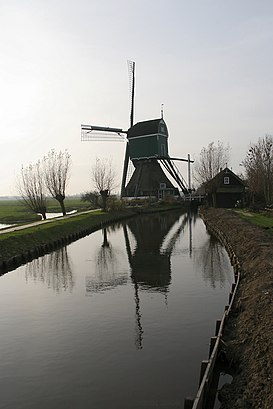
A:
199,207,273,409
0,209,136,273
0,204,186,274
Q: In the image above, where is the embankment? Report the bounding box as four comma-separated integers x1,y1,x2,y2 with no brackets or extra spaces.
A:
0,204,186,274
200,207,273,409
0,210,135,273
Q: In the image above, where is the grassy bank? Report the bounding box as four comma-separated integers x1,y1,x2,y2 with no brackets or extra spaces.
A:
199,207,273,408
0,201,188,271
234,209,273,231
0,209,134,269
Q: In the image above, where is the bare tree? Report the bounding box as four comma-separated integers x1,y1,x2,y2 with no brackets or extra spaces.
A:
17,161,47,220
81,191,100,208
43,149,72,216
92,158,117,211
243,135,273,205
194,141,230,185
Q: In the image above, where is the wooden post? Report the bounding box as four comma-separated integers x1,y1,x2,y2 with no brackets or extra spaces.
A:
209,336,217,356
215,319,221,335
229,290,234,303
199,360,209,385
184,397,194,409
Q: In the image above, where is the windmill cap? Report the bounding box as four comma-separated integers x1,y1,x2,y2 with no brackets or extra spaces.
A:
127,118,168,138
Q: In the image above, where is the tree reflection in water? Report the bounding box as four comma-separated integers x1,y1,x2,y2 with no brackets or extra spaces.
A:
25,247,74,293
194,235,233,288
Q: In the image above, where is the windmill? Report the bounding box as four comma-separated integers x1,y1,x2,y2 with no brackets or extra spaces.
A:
81,61,193,199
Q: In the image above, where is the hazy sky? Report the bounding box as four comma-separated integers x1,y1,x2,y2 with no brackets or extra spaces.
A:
1,0,273,196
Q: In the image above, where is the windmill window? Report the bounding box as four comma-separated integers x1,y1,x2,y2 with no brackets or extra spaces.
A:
224,177,229,184
160,183,166,189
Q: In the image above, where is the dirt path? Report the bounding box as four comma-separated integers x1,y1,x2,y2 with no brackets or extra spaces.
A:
0,209,96,234
200,208,273,409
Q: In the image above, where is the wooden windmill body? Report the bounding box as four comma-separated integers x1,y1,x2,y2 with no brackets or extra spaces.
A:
81,61,192,199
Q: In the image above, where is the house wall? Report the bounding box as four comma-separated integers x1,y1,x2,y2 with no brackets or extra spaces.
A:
206,168,247,208
215,193,243,208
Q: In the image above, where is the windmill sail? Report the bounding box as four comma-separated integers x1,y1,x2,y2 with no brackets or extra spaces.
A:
128,60,135,128
81,61,192,198
81,125,126,141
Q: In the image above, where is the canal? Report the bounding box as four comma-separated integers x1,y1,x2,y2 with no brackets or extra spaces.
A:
0,223,13,230
0,211,233,409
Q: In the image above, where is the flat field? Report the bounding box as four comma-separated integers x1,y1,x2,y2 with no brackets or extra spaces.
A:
0,197,91,223
235,209,273,231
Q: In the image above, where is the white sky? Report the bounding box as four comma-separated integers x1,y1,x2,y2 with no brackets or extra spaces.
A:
1,0,273,195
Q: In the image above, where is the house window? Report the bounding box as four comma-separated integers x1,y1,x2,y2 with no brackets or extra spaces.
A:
224,177,229,184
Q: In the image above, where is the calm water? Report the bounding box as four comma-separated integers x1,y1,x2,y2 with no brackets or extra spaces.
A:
0,211,233,409
0,223,13,230
0,212,77,231
41,210,77,219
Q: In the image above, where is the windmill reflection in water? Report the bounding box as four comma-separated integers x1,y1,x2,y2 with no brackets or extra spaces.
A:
85,211,192,349
23,211,230,350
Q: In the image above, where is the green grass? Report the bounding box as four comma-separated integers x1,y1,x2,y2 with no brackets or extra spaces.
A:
0,209,134,263
0,200,37,223
0,197,187,223
46,197,91,213
235,209,273,230
0,197,91,223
